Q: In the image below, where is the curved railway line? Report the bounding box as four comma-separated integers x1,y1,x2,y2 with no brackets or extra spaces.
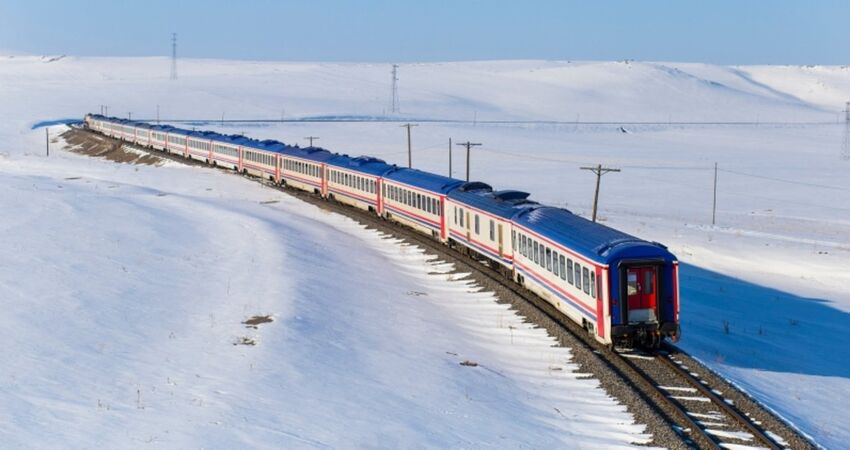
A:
65,126,818,450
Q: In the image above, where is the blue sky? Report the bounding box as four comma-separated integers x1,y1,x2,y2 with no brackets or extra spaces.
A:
0,0,846,64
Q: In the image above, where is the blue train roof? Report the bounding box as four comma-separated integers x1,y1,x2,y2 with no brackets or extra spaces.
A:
285,146,338,162
448,182,539,219
384,168,465,194
514,206,674,264
328,155,396,176
245,139,290,154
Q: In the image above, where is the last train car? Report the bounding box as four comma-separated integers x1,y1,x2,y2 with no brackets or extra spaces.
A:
512,206,679,347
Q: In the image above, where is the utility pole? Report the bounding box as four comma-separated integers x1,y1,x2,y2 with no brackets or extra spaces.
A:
580,164,620,222
456,141,481,182
45,128,49,157
390,64,399,113
156,105,160,124
400,123,417,168
221,112,225,126
170,33,178,80
305,136,319,147
448,137,452,177
128,112,132,121
712,162,718,225
104,105,108,116
843,102,850,160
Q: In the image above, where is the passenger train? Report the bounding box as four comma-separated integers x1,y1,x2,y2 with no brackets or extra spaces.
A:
84,114,680,348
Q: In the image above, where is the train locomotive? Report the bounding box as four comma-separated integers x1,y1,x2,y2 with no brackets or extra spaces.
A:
84,114,680,348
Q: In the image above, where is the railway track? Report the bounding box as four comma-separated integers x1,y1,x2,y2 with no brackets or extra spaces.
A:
65,127,817,449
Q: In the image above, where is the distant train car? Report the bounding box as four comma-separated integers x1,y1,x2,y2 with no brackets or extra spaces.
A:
327,156,395,213
382,168,464,240
446,182,537,271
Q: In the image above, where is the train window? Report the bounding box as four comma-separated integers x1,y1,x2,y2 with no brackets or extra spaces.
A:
533,241,539,264
574,264,582,290
454,207,457,224
544,248,551,271
582,268,590,294
489,220,495,241
520,235,526,256
512,230,516,251
540,246,546,268
552,251,559,276
590,273,596,298
559,255,566,280
644,270,654,294
567,259,574,285
473,215,479,235
459,208,464,226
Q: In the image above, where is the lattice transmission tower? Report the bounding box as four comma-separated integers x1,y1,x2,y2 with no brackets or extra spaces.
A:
170,33,178,80
842,101,850,160
390,64,399,114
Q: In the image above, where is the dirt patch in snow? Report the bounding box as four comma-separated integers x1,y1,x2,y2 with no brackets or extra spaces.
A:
61,128,165,166
242,315,273,329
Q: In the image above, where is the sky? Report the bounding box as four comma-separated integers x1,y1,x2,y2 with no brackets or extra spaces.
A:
0,0,846,64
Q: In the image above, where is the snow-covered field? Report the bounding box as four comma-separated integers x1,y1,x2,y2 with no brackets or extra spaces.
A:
2,55,849,447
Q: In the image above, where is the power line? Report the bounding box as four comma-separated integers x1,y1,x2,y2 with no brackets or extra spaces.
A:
580,164,621,222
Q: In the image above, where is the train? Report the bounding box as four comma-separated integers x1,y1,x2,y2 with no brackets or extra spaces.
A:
84,114,680,348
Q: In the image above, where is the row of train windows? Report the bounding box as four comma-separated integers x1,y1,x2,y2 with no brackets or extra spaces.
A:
284,159,320,178
515,232,596,299
152,132,166,141
189,140,210,152
168,135,186,145
453,208,498,241
213,145,238,158
331,171,376,194
385,184,440,216
136,131,147,138
246,151,274,166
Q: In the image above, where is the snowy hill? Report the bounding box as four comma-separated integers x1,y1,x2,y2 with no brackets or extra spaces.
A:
1,56,849,447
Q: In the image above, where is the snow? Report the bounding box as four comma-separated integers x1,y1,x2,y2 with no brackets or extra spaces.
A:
2,55,849,447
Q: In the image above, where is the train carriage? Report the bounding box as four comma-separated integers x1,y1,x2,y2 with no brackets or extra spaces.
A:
240,139,282,181
149,125,173,152
134,123,152,148
186,131,218,163
280,147,335,195
164,128,189,156
513,207,679,347
446,182,538,271
382,169,464,240
326,155,395,213
209,134,248,170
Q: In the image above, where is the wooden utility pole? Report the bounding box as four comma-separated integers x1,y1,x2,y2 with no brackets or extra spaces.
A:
448,137,452,177
400,123,417,168
456,141,481,182
304,136,319,147
712,162,718,226
580,164,620,222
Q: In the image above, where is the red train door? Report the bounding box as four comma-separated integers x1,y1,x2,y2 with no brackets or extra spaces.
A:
626,266,658,322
